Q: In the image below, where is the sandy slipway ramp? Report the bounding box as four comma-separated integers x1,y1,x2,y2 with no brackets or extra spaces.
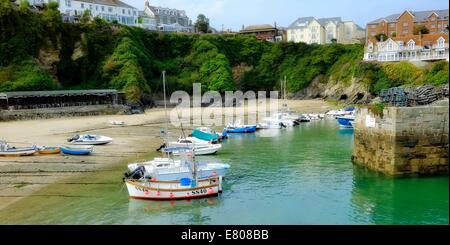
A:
0,100,333,211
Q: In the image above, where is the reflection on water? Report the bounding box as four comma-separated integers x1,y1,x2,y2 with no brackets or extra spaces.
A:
0,119,448,224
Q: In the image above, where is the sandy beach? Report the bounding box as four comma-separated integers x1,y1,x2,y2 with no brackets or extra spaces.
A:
0,99,333,211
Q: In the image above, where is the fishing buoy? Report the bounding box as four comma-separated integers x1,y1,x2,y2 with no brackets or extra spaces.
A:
144,190,149,195
157,190,161,196
169,193,174,198
212,171,217,177
208,188,214,194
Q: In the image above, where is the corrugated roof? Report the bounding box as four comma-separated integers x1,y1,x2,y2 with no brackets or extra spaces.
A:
368,9,449,24
0,90,119,99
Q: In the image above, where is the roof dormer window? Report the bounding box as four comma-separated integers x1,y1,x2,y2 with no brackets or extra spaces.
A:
437,37,445,47
408,40,415,50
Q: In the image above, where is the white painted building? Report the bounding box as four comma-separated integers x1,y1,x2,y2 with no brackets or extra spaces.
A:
26,0,139,26
142,1,194,32
364,34,449,62
287,17,365,44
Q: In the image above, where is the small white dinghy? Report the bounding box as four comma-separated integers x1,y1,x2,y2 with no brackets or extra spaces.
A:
110,120,125,126
162,137,222,156
0,141,37,157
68,134,113,145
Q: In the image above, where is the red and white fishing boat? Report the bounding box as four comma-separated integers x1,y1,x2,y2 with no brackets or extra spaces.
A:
125,176,223,200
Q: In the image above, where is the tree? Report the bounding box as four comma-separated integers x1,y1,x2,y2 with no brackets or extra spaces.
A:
331,38,337,43
374,33,388,42
391,32,397,37
414,25,430,35
80,9,91,24
194,14,209,34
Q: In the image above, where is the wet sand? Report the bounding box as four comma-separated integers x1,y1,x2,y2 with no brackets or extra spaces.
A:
0,99,333,212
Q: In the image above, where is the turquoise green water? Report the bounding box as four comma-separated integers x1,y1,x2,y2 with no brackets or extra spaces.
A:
1,120,448,224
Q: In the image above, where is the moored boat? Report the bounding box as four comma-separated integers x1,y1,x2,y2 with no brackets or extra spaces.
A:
37,146,61,155
68,134,113,145
126,157,230,181
60,145,93,155
224,121,257,133
125,176,222,200
336,115,355,128
192,127,221,142
163,144,222,156
0,141,37,157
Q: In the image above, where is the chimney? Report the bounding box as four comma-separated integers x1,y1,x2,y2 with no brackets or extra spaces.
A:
242,25,245,30
274,22,277,29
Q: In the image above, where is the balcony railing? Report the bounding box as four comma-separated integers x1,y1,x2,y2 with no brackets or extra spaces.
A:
365,52,449,62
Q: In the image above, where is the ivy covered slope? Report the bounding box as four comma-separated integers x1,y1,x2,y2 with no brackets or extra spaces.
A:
0,2,448,103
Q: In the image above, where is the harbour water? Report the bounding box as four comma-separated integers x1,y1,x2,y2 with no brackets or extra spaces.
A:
0,119,448,224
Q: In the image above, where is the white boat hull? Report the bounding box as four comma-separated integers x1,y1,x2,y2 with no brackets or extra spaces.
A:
125,177,222,200
164,144,222,156
0,149,37,156
70,135,113,145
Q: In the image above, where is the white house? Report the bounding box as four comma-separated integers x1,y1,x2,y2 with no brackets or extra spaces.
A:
141,1,194,33
287,17,365,44
26,0,139,26
364,34,449,62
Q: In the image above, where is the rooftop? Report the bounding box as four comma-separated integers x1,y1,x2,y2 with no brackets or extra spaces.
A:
241,24,277,32
76,0,137,9
368,9,449,24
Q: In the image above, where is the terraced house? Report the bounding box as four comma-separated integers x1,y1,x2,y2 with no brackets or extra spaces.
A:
25,0,139,25
364,9,449,62
286,17,365,44
142,0,194,33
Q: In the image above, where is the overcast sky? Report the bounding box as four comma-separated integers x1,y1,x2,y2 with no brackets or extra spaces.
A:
123,0,449,31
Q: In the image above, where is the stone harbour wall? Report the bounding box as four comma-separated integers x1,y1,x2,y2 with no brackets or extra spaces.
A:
0,105,132,121
352,106,449,176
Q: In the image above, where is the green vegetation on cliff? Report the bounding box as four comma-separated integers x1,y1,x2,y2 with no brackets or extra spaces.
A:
0,2,448,102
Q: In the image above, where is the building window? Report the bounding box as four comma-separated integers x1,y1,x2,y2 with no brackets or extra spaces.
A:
403,30,409,34
370,25,377,28
389,23,395,28
431,24,436,28
65,0,71,7
431,17,436,21
387,41,393,51
108,7,113,12
133,11,136,16
101,6,104,11
128,10,131,15
408,40,415,50
95,6,98,11
437,38,445,47
403,22,409,27
89,5,92,10
122,9,125,14
81,3,84,8
370,32,376,36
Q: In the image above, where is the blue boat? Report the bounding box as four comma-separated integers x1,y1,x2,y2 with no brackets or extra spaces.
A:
61,145,93,155
336,115,355,128
225,125,257,134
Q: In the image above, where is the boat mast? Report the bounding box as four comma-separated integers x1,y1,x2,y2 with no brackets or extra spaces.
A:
162,71,169,144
